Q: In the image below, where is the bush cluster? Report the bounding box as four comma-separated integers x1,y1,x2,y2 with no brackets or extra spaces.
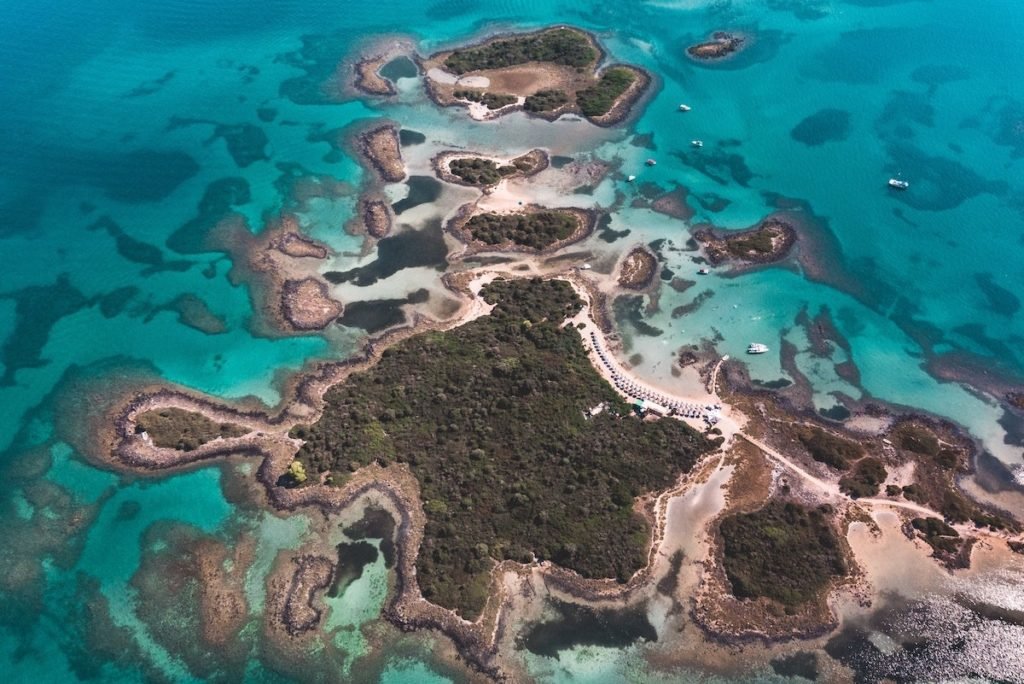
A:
720,501,846,607
448,158,516,186
576,67,635,117
452,89,516,109
444,28,596,74
797,427,861,470
465,210,578,249
524,88,570,112
838,457,888,498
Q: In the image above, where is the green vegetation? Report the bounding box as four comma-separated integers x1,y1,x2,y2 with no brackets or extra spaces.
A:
719,501,846,607
911,517,960,554
901,483,928,503
135,408,247,451
465,210,578,250
444,28,597,74
287,460,307,485
894,424,940,455
797,427,861,470
575,67,635,117
448,158,517,186
727,230,775,257
524,88,570,112
291,279,710,619
452,89,517,109
838,457,887,498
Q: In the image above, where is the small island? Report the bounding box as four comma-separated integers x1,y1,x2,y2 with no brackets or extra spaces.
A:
617,246,659,291
687,31,746,61
422,26,651,126
356,197,393,239
693,216,796,266
357,123,406,183
448,206,596,253
433,148,548,188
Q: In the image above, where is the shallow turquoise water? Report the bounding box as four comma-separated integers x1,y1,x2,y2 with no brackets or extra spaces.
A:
1,0,1023,681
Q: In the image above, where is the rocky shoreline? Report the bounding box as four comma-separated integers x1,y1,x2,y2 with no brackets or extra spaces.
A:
354,55,397,96
357,123,406,183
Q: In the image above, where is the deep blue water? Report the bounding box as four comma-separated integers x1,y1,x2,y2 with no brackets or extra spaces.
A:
1,0,1023,681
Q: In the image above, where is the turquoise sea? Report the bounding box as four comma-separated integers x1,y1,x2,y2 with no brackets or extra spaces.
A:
1,0,1023,681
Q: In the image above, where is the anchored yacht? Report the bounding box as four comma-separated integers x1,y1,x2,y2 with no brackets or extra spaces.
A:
888,177,909,190
678,104,691,112
691,140,703,148
746,343,769,355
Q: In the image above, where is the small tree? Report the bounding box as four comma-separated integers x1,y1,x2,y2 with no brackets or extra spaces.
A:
288,460,307,485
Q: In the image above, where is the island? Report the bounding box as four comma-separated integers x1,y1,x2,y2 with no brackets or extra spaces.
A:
357,123,406,183
422,26,651,125
89,22,1024,684
433,148,549,188
617,245,659,291
447,206,597,253
687,31,746,61
693,216,796,267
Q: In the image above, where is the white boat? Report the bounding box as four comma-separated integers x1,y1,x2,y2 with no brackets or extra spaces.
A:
697,268,710,275
691,140,703,148
888,178,909,190
746,343,769,355
646,158,657,166
627,174,636,182
678,104,691,112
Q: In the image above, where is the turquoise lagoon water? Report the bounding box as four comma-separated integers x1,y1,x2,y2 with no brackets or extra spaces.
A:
2,0,1024,681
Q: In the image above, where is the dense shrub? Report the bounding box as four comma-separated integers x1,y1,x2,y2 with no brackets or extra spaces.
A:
576,67,635,117
136,408,247,451
444,28,596,74
448,158,516,185
452,89,516,109
524,88,570,112
465,210,578,249
797,427,860,470
720,501,846,607
727,230,775,256
895,424,940,455
292,279,710,618
838,457,887,498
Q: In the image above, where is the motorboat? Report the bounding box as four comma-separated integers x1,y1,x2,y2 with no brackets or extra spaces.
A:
678,104,691,112
646,158,657,166
627,174,636,182
691,140,703,148
888,177,909,190
746,343,769,355
697,268,710,275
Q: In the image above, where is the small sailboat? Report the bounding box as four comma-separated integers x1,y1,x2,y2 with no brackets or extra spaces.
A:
746,343,769,355
678,104,691,112
888,177,909,190
627,174,636,182
691,140,703,148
